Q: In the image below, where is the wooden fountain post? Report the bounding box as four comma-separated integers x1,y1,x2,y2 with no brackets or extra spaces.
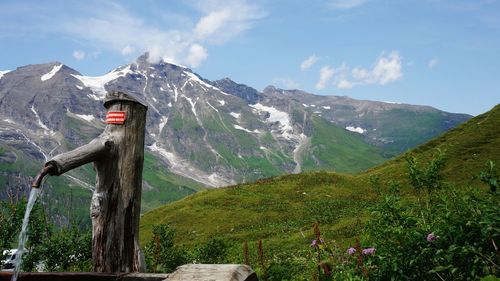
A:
44,91,148,272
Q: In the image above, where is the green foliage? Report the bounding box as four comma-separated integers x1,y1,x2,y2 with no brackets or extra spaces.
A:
24,227,92,272
0,199,47,251
477,161,499,193
0,198,92,272
144,224,233,273
363,157,500,280
265,260,296,281
194,238,228,264
0,200,27,249
144,224,191,273
406,149,446,192
481,276,500,281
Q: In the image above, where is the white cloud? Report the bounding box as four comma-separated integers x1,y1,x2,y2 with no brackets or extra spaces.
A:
337,79,353,89
186,44,208,68
72,50,86,60
121,45,134,55
273,77,300,89
329,0,370,9
370,51,403,85
191,1,267,45
428,58,439,69
58,1,265,67
315,66,334,90
316,51,403,90
300,55,319,71
192,2,265,39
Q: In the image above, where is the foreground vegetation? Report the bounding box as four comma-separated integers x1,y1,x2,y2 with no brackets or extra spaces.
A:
2,152,497,280
141,153,499,280
1,105,498,279
138,105,500,279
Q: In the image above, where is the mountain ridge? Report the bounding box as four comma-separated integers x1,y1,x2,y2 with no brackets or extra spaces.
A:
0,53,471,218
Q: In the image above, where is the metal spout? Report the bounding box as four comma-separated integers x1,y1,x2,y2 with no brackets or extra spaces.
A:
32,164,56,188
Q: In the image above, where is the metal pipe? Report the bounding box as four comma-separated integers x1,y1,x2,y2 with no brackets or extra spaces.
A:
32,164,56,188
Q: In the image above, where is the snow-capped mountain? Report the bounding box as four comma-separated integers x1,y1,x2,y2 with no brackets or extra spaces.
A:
0,53,470,212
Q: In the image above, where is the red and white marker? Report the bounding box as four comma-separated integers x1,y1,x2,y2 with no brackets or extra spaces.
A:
106,111,126,124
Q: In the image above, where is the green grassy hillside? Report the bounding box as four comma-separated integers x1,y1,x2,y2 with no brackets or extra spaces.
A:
362,104,500,184
140,104,500,251
302,117,387,172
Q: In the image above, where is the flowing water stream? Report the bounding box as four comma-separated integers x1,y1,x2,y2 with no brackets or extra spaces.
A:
11,188,41,281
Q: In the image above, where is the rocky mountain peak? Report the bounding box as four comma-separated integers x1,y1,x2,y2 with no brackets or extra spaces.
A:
211,77,261,104
134,52,191,73
262,85,278,94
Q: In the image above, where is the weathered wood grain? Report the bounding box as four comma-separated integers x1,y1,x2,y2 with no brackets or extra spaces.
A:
46,91,148,273
166,264,258,281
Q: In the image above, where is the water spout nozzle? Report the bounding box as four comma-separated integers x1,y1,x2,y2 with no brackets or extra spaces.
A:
32,164,56,188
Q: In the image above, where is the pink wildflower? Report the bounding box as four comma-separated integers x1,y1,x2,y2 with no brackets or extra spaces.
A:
427,232,438,242
362,247,376,255
347,247,356,255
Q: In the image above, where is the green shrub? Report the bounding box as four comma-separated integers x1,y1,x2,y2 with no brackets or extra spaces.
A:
144,224,191,273
195,238,228,264
363,155,499,280
24,227,92,272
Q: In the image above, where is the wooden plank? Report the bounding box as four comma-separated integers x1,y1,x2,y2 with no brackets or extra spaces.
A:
166,264,258,281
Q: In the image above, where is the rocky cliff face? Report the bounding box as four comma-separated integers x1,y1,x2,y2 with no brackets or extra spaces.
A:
0,53,471,212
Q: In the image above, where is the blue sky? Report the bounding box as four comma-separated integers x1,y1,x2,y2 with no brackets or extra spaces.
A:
1,0,499,115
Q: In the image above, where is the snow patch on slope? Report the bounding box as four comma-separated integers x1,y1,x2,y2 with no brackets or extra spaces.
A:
182,95,225,160
75,114,95,122
0,70,10,80
172,84,179,102
11,128,48,161
158,116,168,133
249,103,293,136
292,133,309,174
66,109,96,123
183,96,200,122
183,71,230,96
71,65,132,100
206,101,219,112
148,142,230,187
233,125,259,133
41,64,63,81
230,112,240,119
30,105,54,135
346,126,366,134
